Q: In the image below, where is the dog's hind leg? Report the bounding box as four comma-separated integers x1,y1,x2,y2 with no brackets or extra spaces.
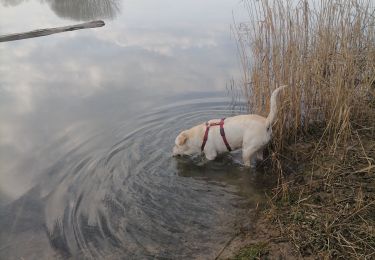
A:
256,148,264,161
242,146,259,167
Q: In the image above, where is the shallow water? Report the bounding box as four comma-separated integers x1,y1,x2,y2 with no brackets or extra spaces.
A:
0,1,274,259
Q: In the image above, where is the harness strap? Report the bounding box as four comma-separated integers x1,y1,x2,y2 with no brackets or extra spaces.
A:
201,118,232,152
200,122,210,151
219,119,232,151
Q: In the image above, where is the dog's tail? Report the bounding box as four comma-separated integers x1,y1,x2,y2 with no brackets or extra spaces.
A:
265,85,287,128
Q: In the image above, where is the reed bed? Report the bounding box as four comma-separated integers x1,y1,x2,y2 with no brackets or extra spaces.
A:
234,0,375,258
236,0,374,154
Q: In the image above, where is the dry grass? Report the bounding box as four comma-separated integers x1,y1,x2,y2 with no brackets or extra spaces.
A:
264,122,375,258
236,0,375,153
234,0,375,258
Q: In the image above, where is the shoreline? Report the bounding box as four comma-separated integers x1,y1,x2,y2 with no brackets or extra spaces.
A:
218,115,375,259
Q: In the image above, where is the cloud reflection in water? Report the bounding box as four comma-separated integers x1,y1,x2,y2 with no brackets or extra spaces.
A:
0,0,240,218
0,1,254,259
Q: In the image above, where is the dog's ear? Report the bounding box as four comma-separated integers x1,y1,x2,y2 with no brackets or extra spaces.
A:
177,132,188,146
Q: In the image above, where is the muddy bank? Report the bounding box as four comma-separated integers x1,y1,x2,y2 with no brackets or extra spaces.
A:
215,209,297,259
218,116,375,259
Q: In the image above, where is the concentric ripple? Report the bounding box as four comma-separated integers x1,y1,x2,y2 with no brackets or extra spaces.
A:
4,96,274,259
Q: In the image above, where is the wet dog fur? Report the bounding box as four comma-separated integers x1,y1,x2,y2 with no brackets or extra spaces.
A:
172,85,286,167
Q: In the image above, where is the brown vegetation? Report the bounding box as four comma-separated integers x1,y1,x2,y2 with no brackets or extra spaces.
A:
233,0,375,258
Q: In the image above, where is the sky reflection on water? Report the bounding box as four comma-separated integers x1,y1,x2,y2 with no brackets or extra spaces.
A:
0,0,241,201
0,1,268,259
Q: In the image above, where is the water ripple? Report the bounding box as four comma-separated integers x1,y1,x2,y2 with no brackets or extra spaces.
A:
2,97,274,259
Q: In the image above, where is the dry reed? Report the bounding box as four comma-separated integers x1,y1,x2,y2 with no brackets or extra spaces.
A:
236,0,375,155
234,0,375,258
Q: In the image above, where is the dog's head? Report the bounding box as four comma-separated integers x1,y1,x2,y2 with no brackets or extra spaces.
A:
172,130,194,156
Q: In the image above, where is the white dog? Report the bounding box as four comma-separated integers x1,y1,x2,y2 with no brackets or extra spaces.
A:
173,85,286,167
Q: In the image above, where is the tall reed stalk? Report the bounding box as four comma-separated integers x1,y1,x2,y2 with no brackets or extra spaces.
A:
236,0,375,158
233,2,375,257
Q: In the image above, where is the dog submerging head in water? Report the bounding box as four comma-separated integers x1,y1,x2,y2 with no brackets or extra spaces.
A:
172,85,286,167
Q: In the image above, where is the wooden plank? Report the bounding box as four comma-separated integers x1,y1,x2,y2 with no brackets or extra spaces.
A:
0,20,105,43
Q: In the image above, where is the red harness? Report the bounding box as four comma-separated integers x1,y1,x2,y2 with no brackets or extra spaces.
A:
201,118,232,152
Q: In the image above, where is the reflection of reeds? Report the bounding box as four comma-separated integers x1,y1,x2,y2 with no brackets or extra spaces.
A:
236,0,375,155
234,0,375,258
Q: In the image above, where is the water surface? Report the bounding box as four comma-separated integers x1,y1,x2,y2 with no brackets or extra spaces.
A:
0,1,274,259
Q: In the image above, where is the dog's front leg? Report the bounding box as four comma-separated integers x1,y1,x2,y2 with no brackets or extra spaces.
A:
205,150,217,161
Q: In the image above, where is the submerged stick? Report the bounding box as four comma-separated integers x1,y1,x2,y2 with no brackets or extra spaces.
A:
0,20,105,42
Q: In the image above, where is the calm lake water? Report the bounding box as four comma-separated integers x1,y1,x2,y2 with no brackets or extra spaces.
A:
0,1,274,259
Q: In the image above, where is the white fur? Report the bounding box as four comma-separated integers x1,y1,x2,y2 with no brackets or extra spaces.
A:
173,85,286,167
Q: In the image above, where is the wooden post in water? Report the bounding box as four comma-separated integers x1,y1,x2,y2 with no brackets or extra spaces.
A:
0,20,105,42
